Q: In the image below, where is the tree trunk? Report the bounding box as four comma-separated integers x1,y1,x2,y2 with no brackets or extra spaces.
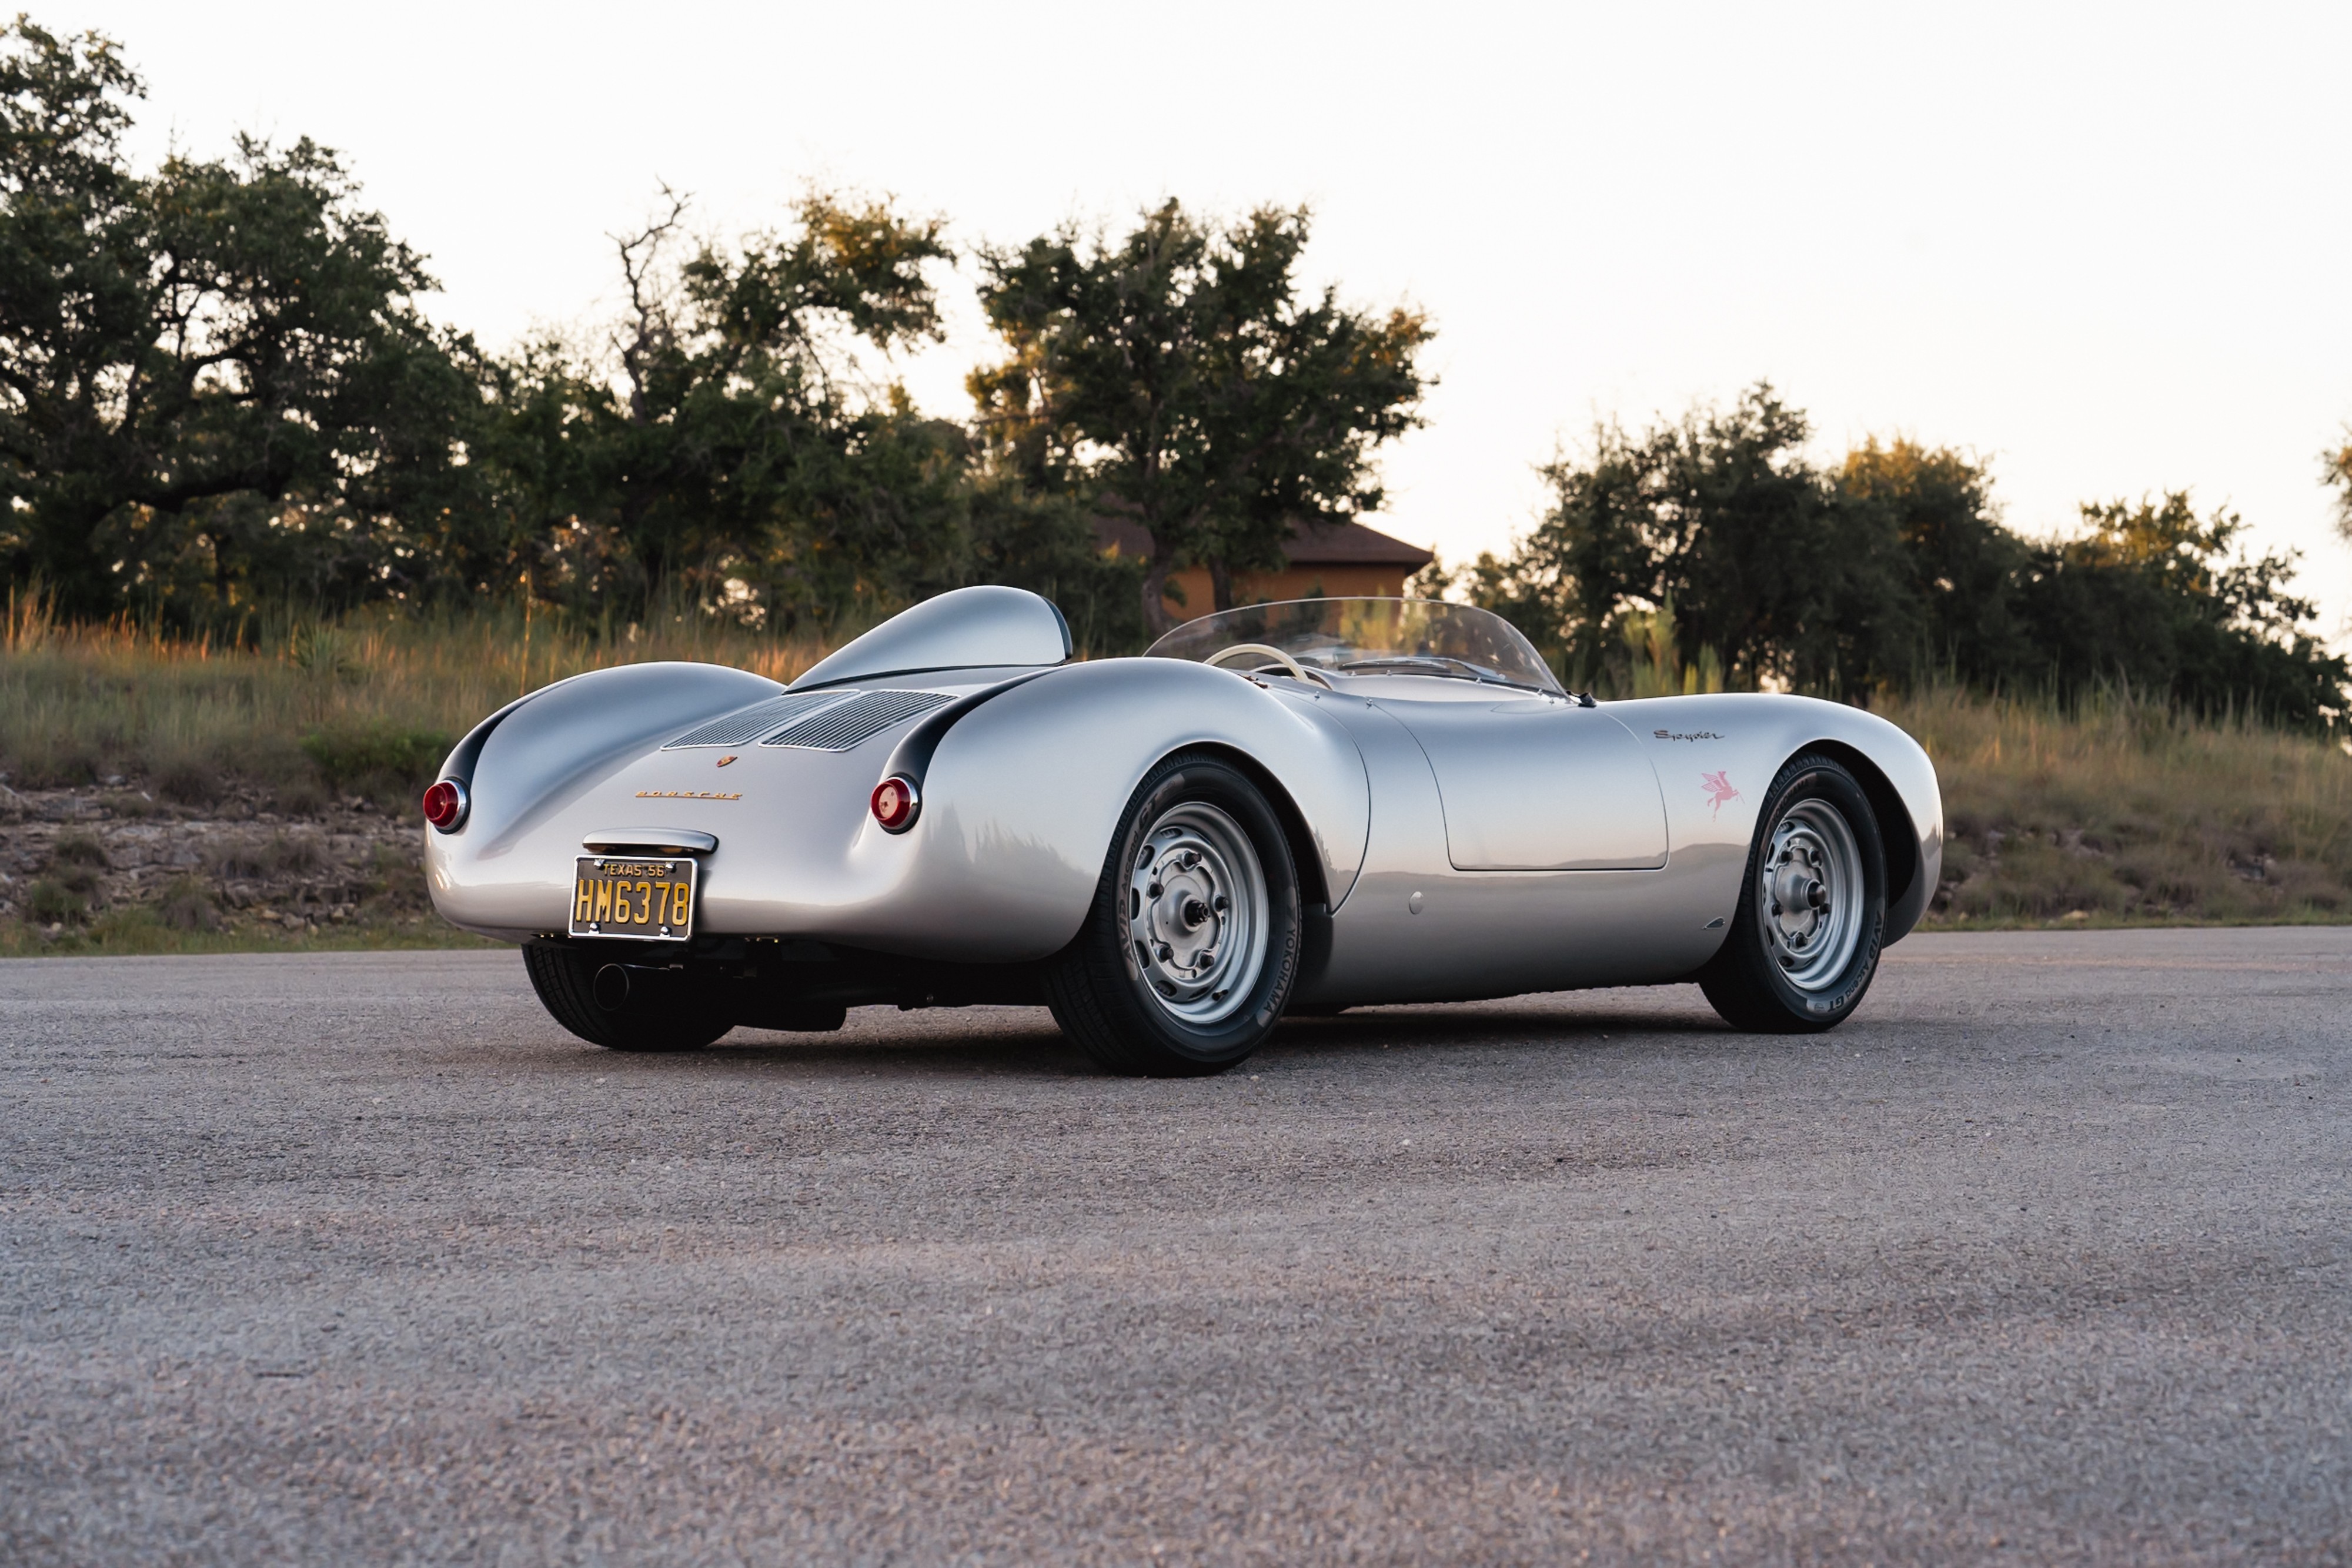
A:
208,529,233,605
1208,555,1234,613
1141,550,1176,640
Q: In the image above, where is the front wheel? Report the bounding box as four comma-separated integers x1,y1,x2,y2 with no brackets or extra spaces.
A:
1699,753,1886,1033
1044,755,1302,1076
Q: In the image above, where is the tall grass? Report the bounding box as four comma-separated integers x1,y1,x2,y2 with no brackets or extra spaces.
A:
1881,683,2352,924
0,587,837,798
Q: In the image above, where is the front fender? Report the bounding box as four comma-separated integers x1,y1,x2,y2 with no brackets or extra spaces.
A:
1607,693,1944,944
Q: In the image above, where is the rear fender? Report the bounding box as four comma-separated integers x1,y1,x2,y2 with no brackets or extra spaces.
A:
861,660,1372,961
425,661,784,923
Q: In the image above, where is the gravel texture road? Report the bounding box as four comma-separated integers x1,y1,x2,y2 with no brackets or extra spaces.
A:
4,928,2348,1564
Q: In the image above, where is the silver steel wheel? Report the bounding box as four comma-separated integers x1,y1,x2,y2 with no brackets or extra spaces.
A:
1124,801,1268,1028
1757,797,1865,992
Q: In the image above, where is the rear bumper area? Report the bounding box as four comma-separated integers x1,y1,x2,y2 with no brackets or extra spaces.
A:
529,934,1052,1017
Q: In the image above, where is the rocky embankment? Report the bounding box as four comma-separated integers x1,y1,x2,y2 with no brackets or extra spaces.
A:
0,778,432,937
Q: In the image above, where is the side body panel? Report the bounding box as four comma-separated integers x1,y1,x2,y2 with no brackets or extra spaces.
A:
1304,689,1941,1005
1386,696,1669,870
1304,693,1726,1004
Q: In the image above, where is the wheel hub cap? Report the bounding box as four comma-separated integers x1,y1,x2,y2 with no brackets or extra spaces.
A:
1126,802,1268,1027
1758,798,1864,991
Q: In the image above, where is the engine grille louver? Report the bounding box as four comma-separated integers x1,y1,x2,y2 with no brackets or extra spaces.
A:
663,691,849,750
762,690,955,752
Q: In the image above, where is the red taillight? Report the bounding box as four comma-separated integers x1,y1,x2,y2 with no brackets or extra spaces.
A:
422,778,467,831
870,775,920,833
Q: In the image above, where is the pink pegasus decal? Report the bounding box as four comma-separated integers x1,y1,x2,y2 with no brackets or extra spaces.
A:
1700,771,1740,818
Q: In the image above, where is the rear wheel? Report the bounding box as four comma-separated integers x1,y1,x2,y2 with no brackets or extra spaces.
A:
1045,755,1301,1076
522,940,736,1052
1699,753,1886,1033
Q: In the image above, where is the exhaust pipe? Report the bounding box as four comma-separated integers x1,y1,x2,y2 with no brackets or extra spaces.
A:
593,962,681,1012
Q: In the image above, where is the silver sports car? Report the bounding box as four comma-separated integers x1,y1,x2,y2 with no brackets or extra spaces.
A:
424,587,1942,1075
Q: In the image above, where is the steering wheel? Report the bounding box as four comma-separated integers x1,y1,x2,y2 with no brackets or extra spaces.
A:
1205,643,1329,687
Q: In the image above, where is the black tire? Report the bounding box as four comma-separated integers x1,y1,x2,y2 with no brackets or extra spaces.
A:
522,940,736,1052
1699,753,1887,1034
1044,754,1302,1076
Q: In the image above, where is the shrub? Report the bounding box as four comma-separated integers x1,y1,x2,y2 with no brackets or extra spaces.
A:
300,723,453,793
50,831,108,868
154,757,221,805
154,876,219,931
26,877,86,923
208,832,323,880
271,777,328,817
365,841,429,910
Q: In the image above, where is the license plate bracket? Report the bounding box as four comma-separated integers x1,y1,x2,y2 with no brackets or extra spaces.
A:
570,855,697,941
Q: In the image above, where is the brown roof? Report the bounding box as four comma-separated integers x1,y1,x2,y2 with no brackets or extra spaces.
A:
1093,516,1433,570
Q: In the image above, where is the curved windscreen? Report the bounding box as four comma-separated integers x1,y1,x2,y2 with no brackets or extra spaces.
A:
1148,598,1562,694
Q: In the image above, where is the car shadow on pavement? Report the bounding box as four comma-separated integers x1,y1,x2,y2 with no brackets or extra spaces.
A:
681,1012,1088,1079
1265,1000,1733,1058
593,993,1743,1081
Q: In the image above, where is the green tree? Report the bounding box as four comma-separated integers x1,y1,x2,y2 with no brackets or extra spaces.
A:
1469,384,2347,730
478,190,964,628
972,201,1431,636
1837,437,2032,687
2016,493,2348,730
1471,385,1904,694
0,18,483,620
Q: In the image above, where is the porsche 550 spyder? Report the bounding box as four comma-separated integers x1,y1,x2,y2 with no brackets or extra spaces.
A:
423,587,1942,1075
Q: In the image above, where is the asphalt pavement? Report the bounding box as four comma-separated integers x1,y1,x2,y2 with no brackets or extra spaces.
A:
4,928,2348,1564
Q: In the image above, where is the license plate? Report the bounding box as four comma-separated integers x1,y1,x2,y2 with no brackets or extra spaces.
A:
570,856,697,940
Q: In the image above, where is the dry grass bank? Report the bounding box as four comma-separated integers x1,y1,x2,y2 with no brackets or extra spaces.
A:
3,599,2346,953
0,591,834,806
0,596,838,954
1884,686,2352,927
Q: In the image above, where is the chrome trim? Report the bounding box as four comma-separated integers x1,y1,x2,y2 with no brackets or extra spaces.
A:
581,828,719,855
873,775,921,834
426,777,470,834
764,690,954,751
664,691,850,749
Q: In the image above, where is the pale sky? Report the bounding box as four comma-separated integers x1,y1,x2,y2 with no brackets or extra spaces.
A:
58,0,2352,640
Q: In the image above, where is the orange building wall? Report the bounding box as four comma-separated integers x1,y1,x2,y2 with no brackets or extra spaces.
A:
1160,564,1414,621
